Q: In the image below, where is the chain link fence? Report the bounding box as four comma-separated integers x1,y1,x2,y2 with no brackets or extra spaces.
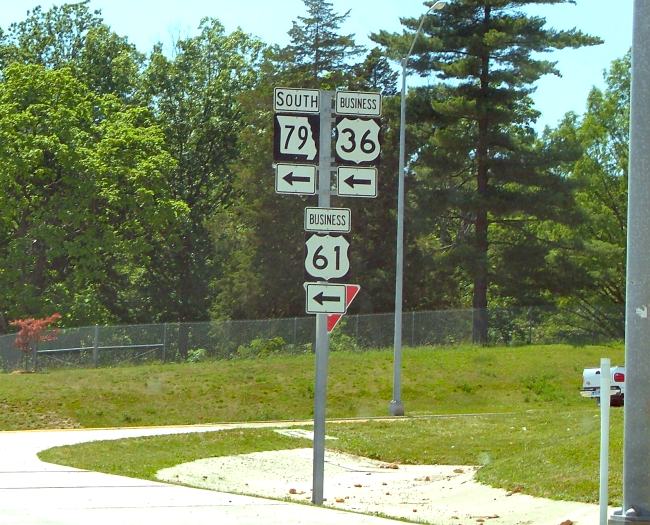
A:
0,305,624,372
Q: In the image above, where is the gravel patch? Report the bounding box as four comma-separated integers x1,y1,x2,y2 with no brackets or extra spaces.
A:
156,447,604,524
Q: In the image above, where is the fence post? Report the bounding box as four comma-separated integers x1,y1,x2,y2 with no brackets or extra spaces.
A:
162,323,168,363
92,325,99,367
293,317,298,347
411,311,416,347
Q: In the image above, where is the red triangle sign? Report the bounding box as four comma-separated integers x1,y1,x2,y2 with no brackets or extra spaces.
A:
327,284,360,333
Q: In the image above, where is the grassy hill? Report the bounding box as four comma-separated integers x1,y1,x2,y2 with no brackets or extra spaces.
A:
0,343,622,430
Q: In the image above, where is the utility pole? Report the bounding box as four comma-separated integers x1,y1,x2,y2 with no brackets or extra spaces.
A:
610,2,650,523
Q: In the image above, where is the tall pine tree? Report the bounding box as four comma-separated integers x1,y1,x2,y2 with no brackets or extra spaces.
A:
278,0,364,87
373,0,601,343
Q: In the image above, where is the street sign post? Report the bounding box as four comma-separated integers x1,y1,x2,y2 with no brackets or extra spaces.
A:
334,117,381,166
311,90,333,507
304,233,350,282
336,166,377,198
273,88,381,507
304,207,351,233
275,163,317,195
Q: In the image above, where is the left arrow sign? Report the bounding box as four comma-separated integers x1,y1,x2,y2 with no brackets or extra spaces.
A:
275,164,317,195
305,283,346,314
336,167,377,198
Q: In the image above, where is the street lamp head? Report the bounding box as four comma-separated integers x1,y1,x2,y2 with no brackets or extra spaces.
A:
407,0,447,59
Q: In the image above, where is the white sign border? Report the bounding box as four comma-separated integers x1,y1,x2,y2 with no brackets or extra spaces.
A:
305,282,347,314
274,87,320,114
335,90,382,117
336,166,378,198
275,163,317,195
304,207,352,233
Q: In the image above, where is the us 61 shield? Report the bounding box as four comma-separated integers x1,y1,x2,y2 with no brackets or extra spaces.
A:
304,233,351,282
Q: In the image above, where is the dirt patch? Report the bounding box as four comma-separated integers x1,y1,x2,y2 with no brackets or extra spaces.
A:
0,400,80,430
156,448,604,525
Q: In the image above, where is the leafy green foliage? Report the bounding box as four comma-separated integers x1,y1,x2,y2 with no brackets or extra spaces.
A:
373,1,601,342
0,2,142,99
211,0,401,320
540,54,630,338
0,1,629,334
139,20,264,325
0,63,185,324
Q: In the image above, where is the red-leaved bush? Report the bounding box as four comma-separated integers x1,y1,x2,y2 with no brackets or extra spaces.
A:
10,313,62,353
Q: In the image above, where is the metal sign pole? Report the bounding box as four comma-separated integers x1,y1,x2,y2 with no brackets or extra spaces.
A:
312,90,332,505
610,2,650,523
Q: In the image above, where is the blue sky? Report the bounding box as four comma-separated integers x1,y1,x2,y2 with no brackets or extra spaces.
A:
0,0,634,130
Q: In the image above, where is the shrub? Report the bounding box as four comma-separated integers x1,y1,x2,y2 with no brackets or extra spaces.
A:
10,313,61,371
11,313,61,353
186,348,207,363
235,337,287,359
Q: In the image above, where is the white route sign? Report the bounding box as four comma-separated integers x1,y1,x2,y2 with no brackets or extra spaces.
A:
274,114,319,163
304,233,350,281
305,283,347,314
335,91,382,117
274,87,320,113
275,163,317,195
335,117,381,165
304,207,351,233
337,166,377,198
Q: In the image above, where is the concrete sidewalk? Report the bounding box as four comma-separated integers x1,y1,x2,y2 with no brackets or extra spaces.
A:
0,423,404,525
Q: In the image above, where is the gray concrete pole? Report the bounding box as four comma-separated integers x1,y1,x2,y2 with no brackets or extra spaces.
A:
610,2,650,523
312,90,332,505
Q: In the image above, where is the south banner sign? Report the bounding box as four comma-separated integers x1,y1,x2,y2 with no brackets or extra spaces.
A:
274,87,320,114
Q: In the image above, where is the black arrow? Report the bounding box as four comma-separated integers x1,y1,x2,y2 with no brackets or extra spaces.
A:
314,292,340,305
344,174,372,188
283,171,311,185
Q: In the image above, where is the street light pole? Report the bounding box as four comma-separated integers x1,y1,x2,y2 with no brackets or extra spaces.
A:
390,1,446,417
609,2,650,523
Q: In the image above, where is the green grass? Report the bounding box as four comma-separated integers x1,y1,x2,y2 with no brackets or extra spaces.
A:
39,408,623,504
41,429,311,480
33,343,624,504
0,343,623,430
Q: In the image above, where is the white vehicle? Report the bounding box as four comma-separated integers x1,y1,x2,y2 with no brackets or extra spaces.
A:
580,366,625,406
